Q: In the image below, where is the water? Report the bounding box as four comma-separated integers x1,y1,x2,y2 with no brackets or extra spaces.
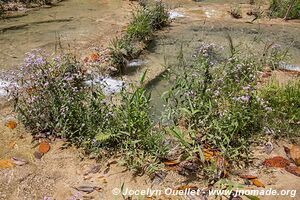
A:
145,0,300,117
1,0,300,117
0,0,130,69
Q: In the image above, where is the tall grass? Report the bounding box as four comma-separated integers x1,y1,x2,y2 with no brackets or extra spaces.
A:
109,1,169,75
261,79,300,139
269,0,300,19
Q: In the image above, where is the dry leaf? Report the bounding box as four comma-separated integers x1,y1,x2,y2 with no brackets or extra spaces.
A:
34,151,43,159
290,145,300,166
90,53,100,62
11,157,28,166
240,174,258,179
177,185,198,191
84,164,101,175
73,185,101,193
107,160,118,166
38,142,50,153
5,120,17,129
285,166,300,177
163,160,180,166
165,165,179,171
203,149,214,161
0,159,14,168
263,156,290,168
251,179,265,188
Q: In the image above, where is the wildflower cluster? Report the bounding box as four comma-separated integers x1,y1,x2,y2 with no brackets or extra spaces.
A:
164,43,269,162
11,51,164,167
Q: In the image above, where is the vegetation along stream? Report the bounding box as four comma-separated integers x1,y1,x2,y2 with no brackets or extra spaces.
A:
0,0,300,199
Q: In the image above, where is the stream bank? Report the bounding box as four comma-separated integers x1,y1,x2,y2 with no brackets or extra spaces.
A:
0,0,300,199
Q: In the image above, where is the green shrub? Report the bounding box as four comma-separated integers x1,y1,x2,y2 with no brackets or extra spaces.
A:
11,50,112,144
269,0,300,19
163,43,268,163
126,8,153,41
148,1,169,30
109,2,169,75
11,53,164,171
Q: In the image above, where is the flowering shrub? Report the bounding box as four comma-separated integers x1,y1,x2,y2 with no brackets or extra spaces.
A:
10,51,164,172
164,43,270,162
10,50,113,144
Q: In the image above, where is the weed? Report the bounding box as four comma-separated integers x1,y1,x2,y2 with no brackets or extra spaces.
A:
269,0,300,19
163,42,269,165
261,79,300,139
109,2,169,75
230,5,242,19
126,8,153,41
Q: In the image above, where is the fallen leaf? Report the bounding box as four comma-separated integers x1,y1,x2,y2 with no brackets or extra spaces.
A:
5,120,17,129
240,174,257,179
11,157,28,166
251,179,265,188
90,53,100,62
263,156,290,168
84,164,101,175
290,145,300,166
163,160,180,166
38,142,50,153
285,165,300,177
203,149,214,161
107,160,118,166
177,185,198,191
34,151,43,160
0,159,14,168
73,186,101,193
165,165,179,171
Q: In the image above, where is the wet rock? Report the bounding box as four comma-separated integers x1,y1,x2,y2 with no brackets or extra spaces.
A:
169,11,185,20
